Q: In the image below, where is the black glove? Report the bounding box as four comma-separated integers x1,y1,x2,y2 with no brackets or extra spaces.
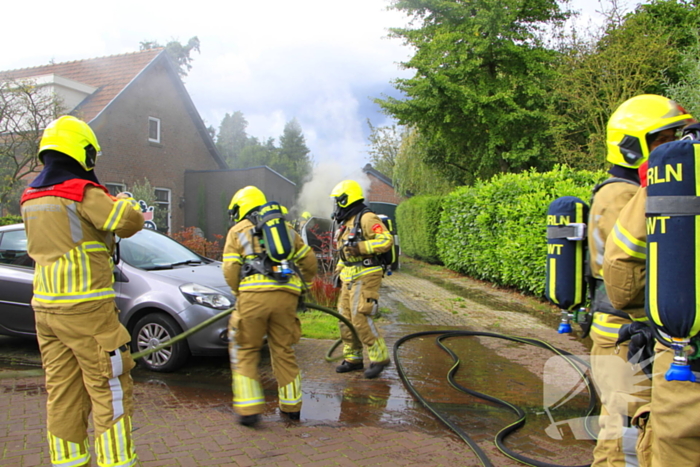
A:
616,322,655,377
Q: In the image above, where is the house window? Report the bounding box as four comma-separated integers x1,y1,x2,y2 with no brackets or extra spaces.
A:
104,183,126,197
154,188,171,233
148,117,161,144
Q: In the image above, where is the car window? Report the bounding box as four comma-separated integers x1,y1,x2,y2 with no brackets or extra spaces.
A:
118,228,208,270
0,229,33,267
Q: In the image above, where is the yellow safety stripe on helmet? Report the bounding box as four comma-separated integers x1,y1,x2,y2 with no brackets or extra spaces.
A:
278,374,302,406
223,252,242,264
591,313,624,338
34,242,115,304
95,417,137,467
232,373,265,408
239,274,303,293
48,432,90,467
292,244,311,262
611,220,647,259
102,199,135,232
368,338,389,363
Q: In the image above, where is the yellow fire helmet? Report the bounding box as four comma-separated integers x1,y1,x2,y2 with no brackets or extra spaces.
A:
38,116,102,171
330,180,364,208
301,211,311,219
607,95,694,168
228,185,267,222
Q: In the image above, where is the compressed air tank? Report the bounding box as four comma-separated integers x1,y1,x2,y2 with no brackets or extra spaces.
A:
645,140,700,339
545,196,589,310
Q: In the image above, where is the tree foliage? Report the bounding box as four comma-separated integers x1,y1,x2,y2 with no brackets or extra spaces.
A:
140,36,201,78
393,128,454,196
278,118,313,186
377,0,570,184
216,111,253,167
548,2,677,171
219,112,313,188
0,79,61,214
366,120,402,180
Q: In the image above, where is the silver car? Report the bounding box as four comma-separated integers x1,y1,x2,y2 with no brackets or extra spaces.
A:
0,223,234,372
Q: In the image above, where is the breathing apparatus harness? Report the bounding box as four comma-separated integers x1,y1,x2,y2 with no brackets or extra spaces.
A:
339,208,394,275
239,201,296,284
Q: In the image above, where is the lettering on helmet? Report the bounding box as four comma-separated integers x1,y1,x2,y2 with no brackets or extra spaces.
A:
372,223,384,233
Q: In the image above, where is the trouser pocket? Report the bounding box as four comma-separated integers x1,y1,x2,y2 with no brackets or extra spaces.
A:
94,324,135,379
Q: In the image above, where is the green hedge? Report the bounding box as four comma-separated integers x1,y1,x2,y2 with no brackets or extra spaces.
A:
0,215,22,226
396,195,443,263
436,166,605,296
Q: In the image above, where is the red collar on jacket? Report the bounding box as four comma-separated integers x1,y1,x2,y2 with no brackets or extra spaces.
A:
20,179,109,204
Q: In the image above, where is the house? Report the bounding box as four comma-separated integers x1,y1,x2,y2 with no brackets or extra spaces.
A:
1,50,296,237
362,163,403,219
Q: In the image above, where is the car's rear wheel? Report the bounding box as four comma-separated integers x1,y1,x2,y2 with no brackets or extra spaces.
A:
132,313,189,372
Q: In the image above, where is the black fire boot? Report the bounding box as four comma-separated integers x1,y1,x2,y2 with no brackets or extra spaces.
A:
364,360,390,379
238,414,260,427
281,410,301,421
336,360,364,373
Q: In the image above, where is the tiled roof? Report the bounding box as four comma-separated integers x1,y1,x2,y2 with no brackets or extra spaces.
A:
0,49,163,122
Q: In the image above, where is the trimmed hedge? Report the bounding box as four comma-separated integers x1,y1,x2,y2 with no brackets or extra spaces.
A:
435,166,605,296
0,215,22,226
396,195,443,263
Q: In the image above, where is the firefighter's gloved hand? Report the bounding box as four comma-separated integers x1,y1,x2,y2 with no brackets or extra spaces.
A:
617,322,655,377
344,242,361,257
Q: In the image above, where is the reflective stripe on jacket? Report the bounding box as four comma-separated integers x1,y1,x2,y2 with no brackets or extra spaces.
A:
603,188,648,320
21,185,144,314
335,210,393,282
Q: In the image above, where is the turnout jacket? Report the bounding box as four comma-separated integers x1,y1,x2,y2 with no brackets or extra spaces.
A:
21,180,144,314
603,188,648,320
222,218,317,296
588,176,641,341
335,210,393,282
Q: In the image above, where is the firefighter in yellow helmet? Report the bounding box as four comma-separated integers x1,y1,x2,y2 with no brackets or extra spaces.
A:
604,122,700,467
587,95,692,466
20,116,144,467
222,186,317,427
330,180,393,378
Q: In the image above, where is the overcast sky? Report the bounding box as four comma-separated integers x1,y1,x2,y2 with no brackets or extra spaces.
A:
1,0,612,177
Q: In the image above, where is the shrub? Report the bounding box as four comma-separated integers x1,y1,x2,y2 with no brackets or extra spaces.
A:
437,165,605,296
307,276,340,308
396,195,443,264
170,226,223,260
0,215,22,226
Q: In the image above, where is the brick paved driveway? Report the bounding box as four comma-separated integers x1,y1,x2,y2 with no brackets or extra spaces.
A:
0,265,595,466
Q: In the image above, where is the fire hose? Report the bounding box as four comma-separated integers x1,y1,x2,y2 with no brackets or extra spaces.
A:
131,302,358,361
394,330,598,467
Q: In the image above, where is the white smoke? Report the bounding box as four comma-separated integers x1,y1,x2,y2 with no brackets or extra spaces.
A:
294,162,372,219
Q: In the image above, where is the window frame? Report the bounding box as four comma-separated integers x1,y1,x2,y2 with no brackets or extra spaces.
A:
148,117,161,144
154,187,171,233
104,183,127,197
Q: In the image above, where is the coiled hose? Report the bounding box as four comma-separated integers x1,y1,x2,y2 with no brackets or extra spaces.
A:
394,330,598,467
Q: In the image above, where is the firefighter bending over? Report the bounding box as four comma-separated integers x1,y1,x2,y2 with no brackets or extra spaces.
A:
223,186,317,427
21,116,144,467
331,180,393,379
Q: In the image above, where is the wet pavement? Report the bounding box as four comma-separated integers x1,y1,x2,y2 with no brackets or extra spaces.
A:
0,259,596,466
